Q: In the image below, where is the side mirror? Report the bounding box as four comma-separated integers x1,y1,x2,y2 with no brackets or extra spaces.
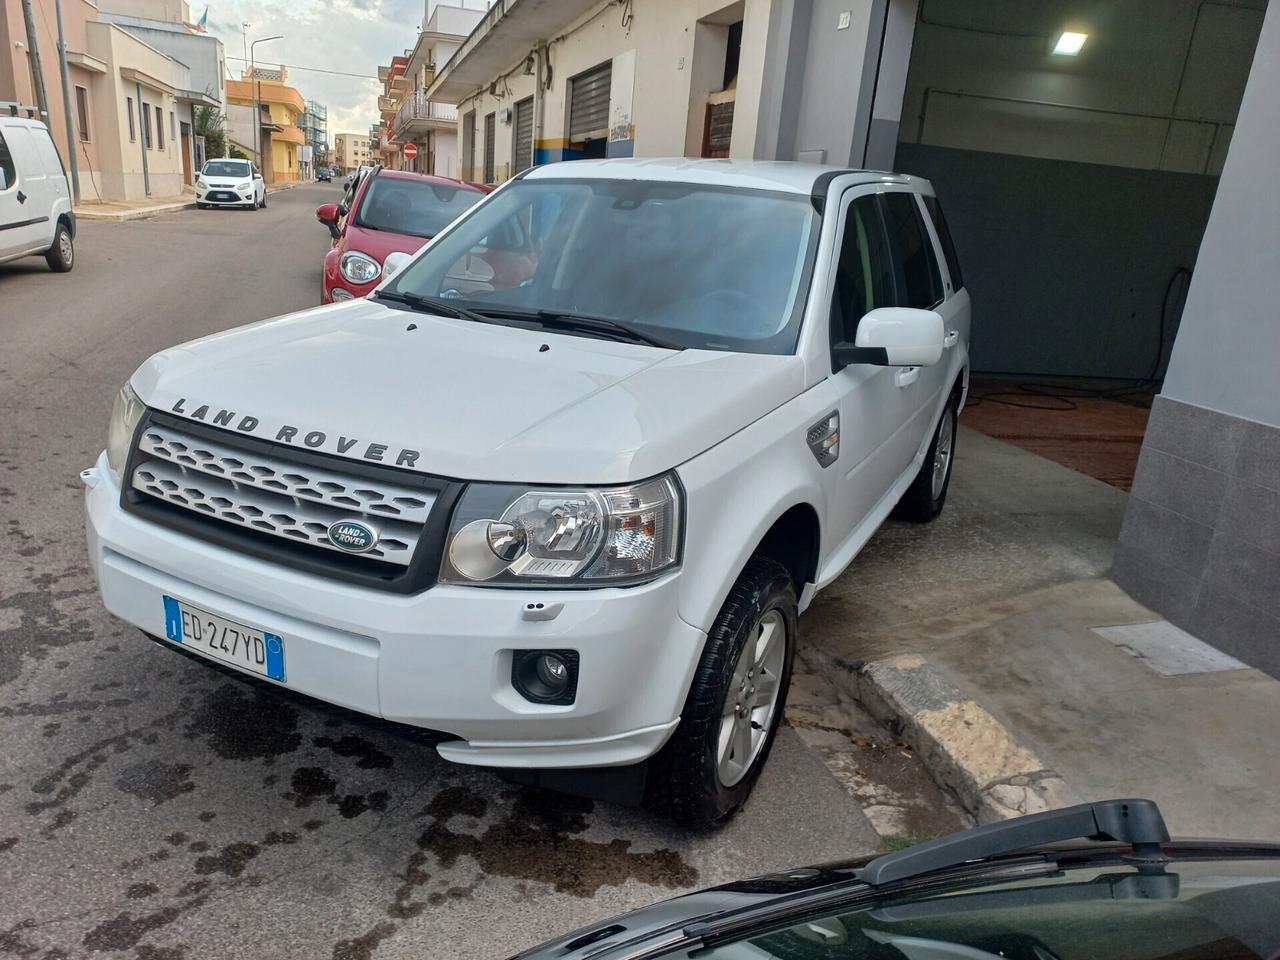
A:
383,251,412,279
834,307,945,368
315,202,341,239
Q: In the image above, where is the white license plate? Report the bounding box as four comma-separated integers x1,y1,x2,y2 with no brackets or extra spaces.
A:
162,596,286,682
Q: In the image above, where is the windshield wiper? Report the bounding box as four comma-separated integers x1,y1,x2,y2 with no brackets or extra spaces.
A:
460,304,684,350
374,290,512,328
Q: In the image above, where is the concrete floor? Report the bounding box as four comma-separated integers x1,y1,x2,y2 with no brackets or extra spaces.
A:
961,380,1153,490
807,424,1280,842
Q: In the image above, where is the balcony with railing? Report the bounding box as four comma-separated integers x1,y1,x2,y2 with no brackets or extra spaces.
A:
391,92,458,139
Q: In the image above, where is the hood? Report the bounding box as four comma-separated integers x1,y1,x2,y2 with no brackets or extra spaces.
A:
341,222,431,262
132,299,805,484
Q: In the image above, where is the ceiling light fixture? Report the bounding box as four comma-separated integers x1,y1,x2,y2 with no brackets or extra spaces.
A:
1053,31,1088,56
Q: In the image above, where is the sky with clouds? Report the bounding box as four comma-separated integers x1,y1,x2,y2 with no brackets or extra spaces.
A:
201,0,442,140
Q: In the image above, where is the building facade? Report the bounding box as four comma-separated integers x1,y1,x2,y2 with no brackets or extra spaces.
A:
332,132,372,173
1,0,214,200
225,67,306,183
378,2,484,177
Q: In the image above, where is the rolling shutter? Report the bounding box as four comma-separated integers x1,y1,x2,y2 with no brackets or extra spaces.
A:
483,112,496,183
513,97,533,172
569,61,611,141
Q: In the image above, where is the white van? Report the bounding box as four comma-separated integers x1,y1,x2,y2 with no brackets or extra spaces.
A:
0,110,75,272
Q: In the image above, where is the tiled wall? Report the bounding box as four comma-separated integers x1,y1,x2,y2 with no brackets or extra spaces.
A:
1113,395,1280,677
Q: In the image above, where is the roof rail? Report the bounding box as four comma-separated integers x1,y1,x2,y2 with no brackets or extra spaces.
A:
858,798,1170,886
2,102,43,119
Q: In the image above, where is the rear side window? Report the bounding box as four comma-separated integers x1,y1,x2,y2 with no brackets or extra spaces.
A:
880,191,943,309
922,194,964,291
0,131,15,190
830,196,895,346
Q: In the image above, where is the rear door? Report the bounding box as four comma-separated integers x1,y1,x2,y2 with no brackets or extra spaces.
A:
0,125,51,259
879,189,949,457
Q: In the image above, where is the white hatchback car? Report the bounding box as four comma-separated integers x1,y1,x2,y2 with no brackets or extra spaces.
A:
195,158,266,210
0,112,75,271
84,159,970,826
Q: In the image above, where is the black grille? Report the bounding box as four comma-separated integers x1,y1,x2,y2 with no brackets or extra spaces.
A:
122,410,463,594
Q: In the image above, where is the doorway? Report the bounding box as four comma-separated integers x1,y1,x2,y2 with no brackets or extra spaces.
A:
180,121,193,185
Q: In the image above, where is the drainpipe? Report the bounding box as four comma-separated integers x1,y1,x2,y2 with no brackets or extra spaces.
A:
532,44,545,166
136,81,150,196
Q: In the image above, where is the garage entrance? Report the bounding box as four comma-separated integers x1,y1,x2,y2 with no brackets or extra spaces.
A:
892,0,1268,487
568,60,612,159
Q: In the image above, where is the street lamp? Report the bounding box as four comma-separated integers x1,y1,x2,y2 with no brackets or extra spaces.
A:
249,34,282,174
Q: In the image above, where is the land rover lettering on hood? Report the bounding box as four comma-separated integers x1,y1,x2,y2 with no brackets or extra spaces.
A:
84,158,970,826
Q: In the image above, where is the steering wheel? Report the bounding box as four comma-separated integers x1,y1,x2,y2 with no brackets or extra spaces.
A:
700,289,775,339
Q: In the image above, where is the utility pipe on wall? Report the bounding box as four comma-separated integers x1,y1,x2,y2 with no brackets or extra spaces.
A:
136,81,150,196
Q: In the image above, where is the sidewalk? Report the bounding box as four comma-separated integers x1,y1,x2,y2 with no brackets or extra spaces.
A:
75,193,193,221
803,426,1280,841
74,179,308,221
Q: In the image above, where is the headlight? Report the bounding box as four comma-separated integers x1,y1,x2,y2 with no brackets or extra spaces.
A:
106,382,145,483
340,251,381,284
441,474,682,586
236,180,251,191
196,177,206,188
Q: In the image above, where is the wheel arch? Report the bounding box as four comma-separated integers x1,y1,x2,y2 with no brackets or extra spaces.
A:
56,211,76,238
752,502,821,601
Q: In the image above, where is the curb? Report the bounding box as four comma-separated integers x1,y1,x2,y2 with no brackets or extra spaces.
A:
75,200,195,221
808,648,1080,823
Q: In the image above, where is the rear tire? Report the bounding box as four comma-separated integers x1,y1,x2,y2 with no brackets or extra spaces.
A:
892,392,958,523
260,192,267,209
45,222,73,272
646,556,797,828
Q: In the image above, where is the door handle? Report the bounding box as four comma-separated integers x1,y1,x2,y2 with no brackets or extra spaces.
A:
944,329,959,349
16,190,26,204
895,367,920,388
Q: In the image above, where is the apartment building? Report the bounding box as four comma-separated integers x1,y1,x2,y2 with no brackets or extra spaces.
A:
1,0,209,200
225,67,306,183
377,1,485,177
332,132,372,173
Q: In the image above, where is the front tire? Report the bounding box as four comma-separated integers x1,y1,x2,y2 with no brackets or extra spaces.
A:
646,556,797,828
893,392,958,523
45,222,73,272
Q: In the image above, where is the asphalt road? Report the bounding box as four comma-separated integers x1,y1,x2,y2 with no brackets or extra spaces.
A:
0,184,880,960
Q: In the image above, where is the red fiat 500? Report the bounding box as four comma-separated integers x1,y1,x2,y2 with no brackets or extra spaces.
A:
316,168,489,303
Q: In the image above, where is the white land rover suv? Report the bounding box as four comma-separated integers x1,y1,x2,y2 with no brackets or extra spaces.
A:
83,159,969,826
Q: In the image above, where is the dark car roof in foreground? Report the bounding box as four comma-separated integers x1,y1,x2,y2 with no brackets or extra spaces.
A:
511,800,1280,960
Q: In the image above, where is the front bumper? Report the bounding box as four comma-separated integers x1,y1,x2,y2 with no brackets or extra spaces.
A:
83,454,702,768
197,186,256,207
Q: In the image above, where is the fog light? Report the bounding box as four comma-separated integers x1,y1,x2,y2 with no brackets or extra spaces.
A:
512,649,579,705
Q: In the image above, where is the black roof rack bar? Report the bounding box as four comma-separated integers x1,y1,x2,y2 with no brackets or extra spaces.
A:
2,101,43,118
858,799,1170,886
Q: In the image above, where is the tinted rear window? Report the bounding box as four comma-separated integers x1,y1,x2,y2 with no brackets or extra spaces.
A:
881,191,943,309
355,176,484,238
923,194,964,291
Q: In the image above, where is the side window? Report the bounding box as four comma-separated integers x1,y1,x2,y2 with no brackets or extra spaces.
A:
0,131,15,190
922,194,964,291
880,191,943,309
830,195,895,348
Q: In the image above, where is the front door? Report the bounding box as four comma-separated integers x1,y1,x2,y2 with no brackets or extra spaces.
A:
823,187,925,541
180,122,193,185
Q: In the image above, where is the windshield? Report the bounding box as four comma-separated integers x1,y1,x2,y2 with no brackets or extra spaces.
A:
355,176,485,238
388,178,819,354
670,859,1280,960
203,160,251,178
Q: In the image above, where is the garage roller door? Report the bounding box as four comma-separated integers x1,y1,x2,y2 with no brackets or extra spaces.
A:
569,61,611,141
513,97,533,172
